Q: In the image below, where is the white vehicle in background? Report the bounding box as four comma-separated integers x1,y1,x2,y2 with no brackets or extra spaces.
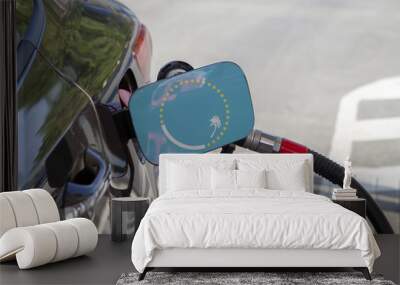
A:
329,77,400,232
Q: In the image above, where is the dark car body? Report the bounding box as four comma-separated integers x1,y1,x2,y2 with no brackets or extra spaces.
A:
16,0,151,230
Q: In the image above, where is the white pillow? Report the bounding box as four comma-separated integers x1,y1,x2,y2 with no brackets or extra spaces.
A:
166,160,235,191
167,163,210,191
236,169,267,189
238,160,307,191
211,169,268,190
211,168,236,190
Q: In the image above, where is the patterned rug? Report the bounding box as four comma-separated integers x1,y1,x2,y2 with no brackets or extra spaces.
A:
117,271,396,285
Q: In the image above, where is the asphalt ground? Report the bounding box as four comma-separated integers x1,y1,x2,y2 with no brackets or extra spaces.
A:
122,0,400,231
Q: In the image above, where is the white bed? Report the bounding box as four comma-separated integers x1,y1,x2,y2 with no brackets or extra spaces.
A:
131,154,380,280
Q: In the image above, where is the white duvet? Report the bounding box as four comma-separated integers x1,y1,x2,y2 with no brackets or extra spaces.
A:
131,190,380,272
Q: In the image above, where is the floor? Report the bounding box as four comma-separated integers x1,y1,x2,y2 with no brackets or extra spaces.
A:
0,235,133,285
0,235,398,285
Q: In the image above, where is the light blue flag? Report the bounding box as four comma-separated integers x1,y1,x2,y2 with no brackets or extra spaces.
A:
129,61,254,164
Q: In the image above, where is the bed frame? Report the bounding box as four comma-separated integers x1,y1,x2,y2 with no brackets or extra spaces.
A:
139,248,370,280
139,154,371,281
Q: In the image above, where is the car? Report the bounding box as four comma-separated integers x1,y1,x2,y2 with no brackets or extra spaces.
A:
15,0,152,232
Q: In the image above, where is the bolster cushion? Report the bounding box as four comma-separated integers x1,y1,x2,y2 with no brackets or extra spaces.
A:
0,218,98,269
0,189,60,237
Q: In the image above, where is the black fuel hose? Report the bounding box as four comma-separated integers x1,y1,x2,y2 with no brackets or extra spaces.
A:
310,150,394,234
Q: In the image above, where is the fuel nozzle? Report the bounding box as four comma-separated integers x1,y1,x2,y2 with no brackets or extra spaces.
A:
236,129,308,154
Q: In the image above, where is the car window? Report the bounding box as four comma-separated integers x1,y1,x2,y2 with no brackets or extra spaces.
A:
38,1,135,99
17,50,88,188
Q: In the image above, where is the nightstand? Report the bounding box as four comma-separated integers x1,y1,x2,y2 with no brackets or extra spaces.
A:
111,197,150,241
332,198,366,218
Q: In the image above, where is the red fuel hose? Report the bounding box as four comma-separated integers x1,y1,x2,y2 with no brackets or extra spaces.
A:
279,138,308,153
